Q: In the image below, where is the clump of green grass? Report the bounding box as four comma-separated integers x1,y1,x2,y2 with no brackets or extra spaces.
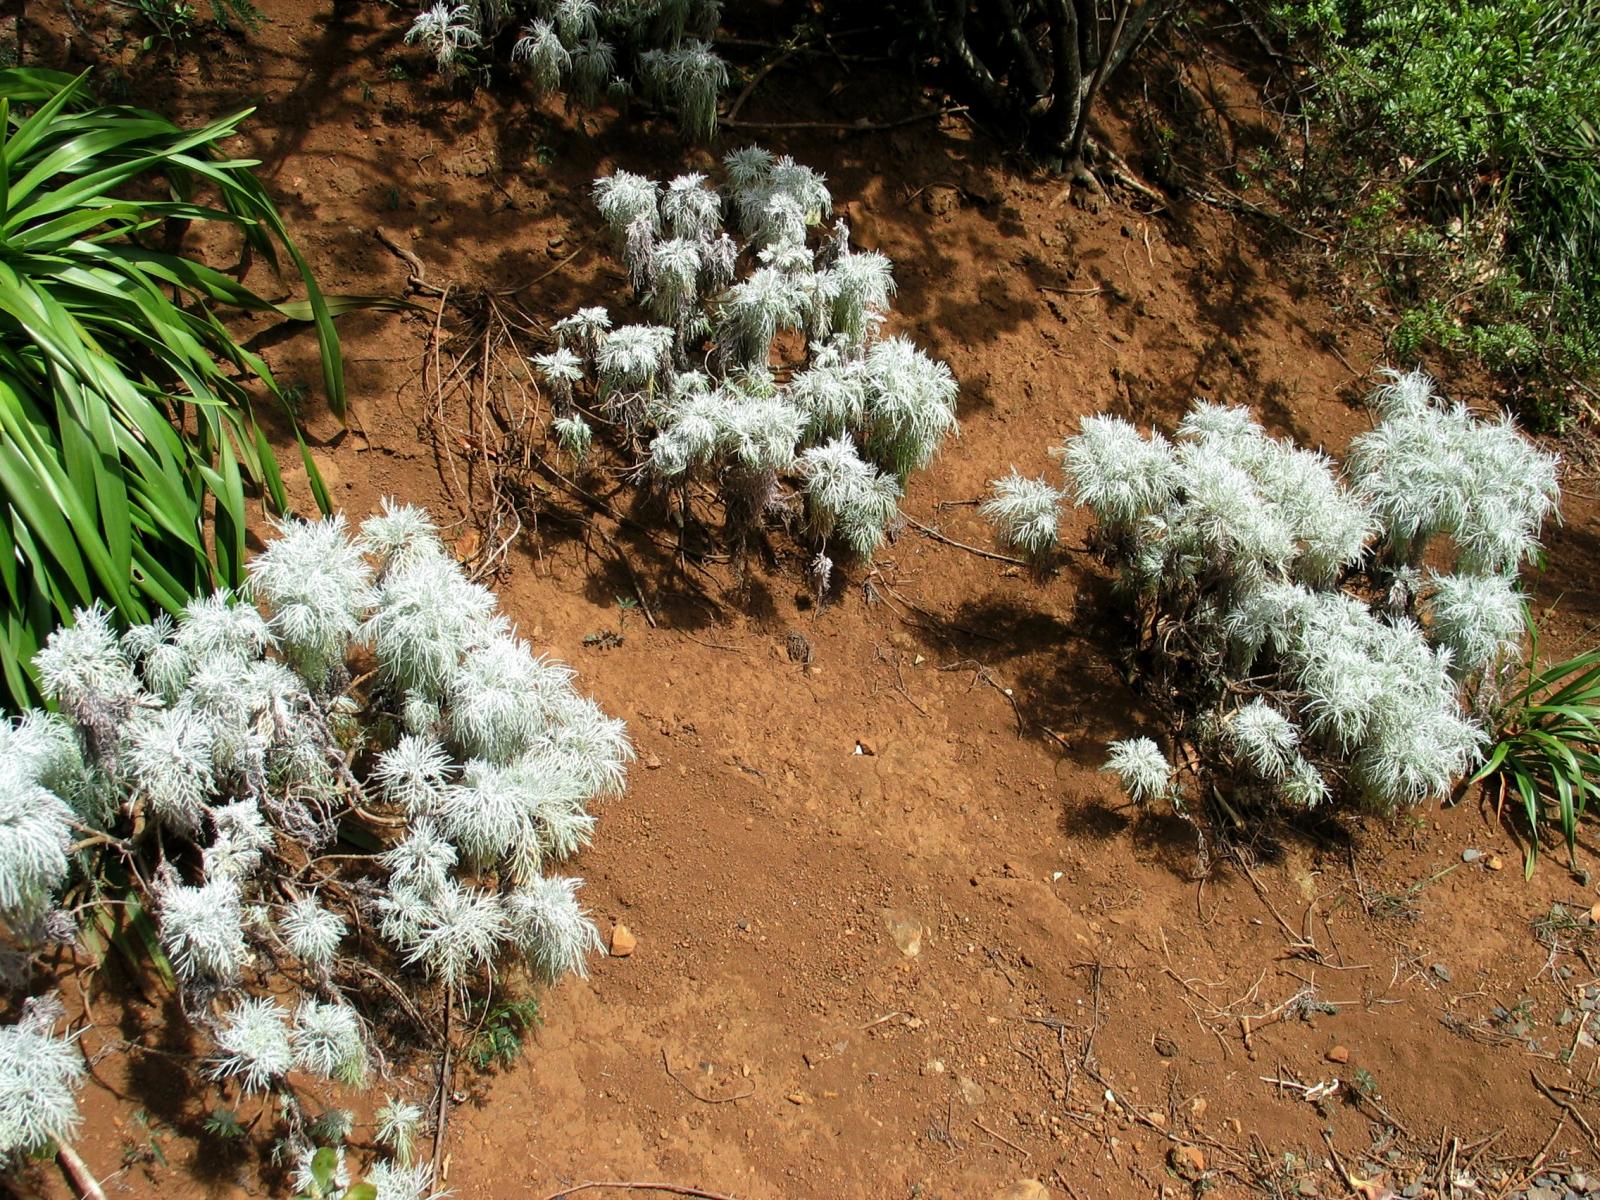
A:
1472,613,1600,876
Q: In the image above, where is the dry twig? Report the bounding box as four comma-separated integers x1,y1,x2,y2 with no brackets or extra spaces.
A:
660,1046,755,1104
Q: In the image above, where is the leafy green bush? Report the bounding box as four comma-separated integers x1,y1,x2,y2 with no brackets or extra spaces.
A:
1272,0,1600,425
0,505,625,1177
987,369,1561,830
1472,616,1600,875
0,68,344,710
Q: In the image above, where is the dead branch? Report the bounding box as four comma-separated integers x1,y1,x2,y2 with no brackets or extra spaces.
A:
535,1184,744,1200
57,1142,107,1200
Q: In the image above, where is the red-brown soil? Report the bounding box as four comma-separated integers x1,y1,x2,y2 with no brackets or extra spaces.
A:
17,3,1600,1198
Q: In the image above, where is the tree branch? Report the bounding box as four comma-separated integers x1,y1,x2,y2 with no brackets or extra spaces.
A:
917,0,1012,113
1039,0,1082,148
1066,0,1131,163
994,0,1050,100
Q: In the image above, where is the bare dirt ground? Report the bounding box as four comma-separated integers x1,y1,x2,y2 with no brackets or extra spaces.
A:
19,2,1600,1198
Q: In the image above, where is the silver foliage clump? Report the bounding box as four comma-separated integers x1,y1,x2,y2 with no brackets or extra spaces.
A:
2,503,622,1168
1102,738,1173,805
981,469,1065,566
410,0,727,142
0,998,83,1159
1034,371,1558,817
543,150,959,584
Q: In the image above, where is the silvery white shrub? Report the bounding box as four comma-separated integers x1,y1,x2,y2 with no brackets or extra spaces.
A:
360,498,443,571
159,877,249,982
639,40,728,142
375,1096,425,1165
1102,738,1172,804
798,437,903,559
399,879,509,987
0,775,72,922
790,348,868,441
175,590,275,667
646,237,703,327
1061,415,1178,534
281,896,347,969
1225,699,1299,780
405,2,481,74
210,996,293,1093
408,0,726,141
124,706,214,836
532,347,585,412
363,549,499,694
982,470,1064,565
820,248,895,346
568,36,616,105
206,799,274,883
291,1000,368,1085
33,603,140,721
541,151,957,578
1421,570,1525,678
512,17,568,91
553,414,594,462
861,337,960,481
248,515,373,684
716,266,810,367
374,735,454,818
593,171,660,245
552,306,612,359
7,502,620,1163
0,711,98,824
1032,374,1556,822
504,874,603,981
368,1159,438,1200
1347,368,1559,573
662,172,722,241
0,998,83,1158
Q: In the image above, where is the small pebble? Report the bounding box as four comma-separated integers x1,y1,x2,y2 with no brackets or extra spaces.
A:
1558,1009,1575,1026
1432,962,1453,982
1462,848,1484,863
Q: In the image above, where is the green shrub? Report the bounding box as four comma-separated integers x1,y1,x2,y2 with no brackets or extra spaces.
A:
1472,614,1600,876
1273,0,1600,425
0,68,345,709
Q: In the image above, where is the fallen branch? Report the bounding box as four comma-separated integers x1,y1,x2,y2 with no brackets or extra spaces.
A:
721,106,967,132
431,993,454,1189
972,1116,1031,1159
1533,1072,1600,1154
537,1181,745,1200
604,534,659,629
57,1142,106,1200
903,514,1029,566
